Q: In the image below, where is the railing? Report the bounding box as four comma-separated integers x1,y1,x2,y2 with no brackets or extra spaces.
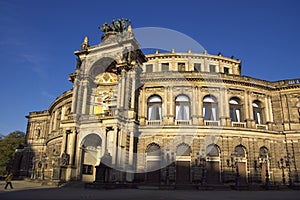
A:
147,120,162,126
232,122,246,128
204,120,220,126
256,124,268,130
175,120,191,125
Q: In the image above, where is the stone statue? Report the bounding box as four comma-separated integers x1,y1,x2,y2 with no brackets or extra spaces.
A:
81,36,89,50
61,152,70,166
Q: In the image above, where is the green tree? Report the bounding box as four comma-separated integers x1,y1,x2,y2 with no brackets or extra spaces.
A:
0,131,25,176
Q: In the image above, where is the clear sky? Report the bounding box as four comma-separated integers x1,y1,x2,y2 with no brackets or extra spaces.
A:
0,0,299,135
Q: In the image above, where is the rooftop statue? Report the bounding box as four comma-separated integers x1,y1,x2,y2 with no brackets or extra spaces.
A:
99,18,131,33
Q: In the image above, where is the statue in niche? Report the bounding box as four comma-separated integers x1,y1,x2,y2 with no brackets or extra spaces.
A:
61,152,70,166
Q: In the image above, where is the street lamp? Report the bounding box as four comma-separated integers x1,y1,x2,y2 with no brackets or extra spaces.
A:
199,154,206,186
278,154,293,187
258,154,271,187
278,158,286,185
227,151,239,187
165,149,170,185
41,153,47,180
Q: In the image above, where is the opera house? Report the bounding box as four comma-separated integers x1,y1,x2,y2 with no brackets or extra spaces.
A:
14,19,300,187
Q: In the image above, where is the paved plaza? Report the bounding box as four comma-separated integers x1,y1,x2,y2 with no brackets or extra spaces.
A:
1,180,300,200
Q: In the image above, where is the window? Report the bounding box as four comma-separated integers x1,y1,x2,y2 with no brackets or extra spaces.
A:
82,164,93,175
229,98,242,122
224,67,229,74
175,95,190,120
161,63,169,72
203,95,218,120
146,143,161,156
253,100,263,124
206,144,220,157
209,65,216,73
194,63,201,72
146,64,153,73
147,95,162,120
178,63,185,71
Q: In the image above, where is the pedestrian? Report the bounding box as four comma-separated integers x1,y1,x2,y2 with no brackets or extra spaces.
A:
4,171,14,189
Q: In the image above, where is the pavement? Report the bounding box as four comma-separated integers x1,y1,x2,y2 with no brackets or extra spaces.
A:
1,180,300,200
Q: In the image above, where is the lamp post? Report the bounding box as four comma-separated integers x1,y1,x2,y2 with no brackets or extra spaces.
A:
278,158,286,185
165,149,170,185
198,154,206,186
258,154,271,187
278,154,293,187
41,153,47,180
227,151,239,187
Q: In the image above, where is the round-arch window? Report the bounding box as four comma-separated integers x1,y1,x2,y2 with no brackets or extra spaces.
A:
203,96,218,120
175,95,190,120
148,96,162,120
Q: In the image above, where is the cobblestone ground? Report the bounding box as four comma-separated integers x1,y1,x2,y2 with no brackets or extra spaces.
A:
1,181,300,200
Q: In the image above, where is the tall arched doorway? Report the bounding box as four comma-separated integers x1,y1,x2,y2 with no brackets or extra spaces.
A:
176,143,191,184
259,146,270,184
233,145,247,185
81,134,102,182
146,143,161,184
206,144,221,184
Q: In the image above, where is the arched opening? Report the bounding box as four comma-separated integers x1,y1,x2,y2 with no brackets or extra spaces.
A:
233,145,247,185
229,97,242,122
253,100,264,124
258,146,270,184
203,95,218,121
206,144,221,184
81,134,102,182
146,143,161,184
147,95,162,121
175,95,190,121
176,143,191,184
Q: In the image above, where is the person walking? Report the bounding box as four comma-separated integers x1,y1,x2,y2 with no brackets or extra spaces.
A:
4,171,14,189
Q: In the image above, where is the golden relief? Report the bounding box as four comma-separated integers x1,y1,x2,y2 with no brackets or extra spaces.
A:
98,72,118,84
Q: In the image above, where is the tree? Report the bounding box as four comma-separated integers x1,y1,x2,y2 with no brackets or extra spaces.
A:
0,131,25,176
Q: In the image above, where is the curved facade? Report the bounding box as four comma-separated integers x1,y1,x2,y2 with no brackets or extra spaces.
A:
17,24,300,186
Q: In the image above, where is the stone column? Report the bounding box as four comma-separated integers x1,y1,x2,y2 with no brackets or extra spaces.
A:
265,95,270,122
198,87,204,125
71,83,78,114
192,86,197,125
69,129,77,166
224,88,229,124
128,132,134,167
120,70,126,109
244,90,249,120
81,82,88,115
130,73,136,109
164,86,168,123
169,87,174,122
268,96,273,122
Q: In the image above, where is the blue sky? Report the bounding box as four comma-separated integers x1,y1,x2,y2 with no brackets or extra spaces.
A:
0,0,299,135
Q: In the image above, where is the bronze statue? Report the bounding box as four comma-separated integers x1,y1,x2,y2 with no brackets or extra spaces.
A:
99,18,131,33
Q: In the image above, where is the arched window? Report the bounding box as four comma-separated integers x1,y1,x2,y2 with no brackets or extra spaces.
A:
253,100,263,124
229,98,242,122
175,95,190,120
146,143,161,156
206,144,220,157
203,95,218,121
147,95,162,120
176,143,191,156
234,145,246,157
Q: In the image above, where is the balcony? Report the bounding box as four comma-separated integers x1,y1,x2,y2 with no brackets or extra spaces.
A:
147,120,162,126
204,120,220,126
232,122,246,128
175,120,191,125
256,124,268,130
